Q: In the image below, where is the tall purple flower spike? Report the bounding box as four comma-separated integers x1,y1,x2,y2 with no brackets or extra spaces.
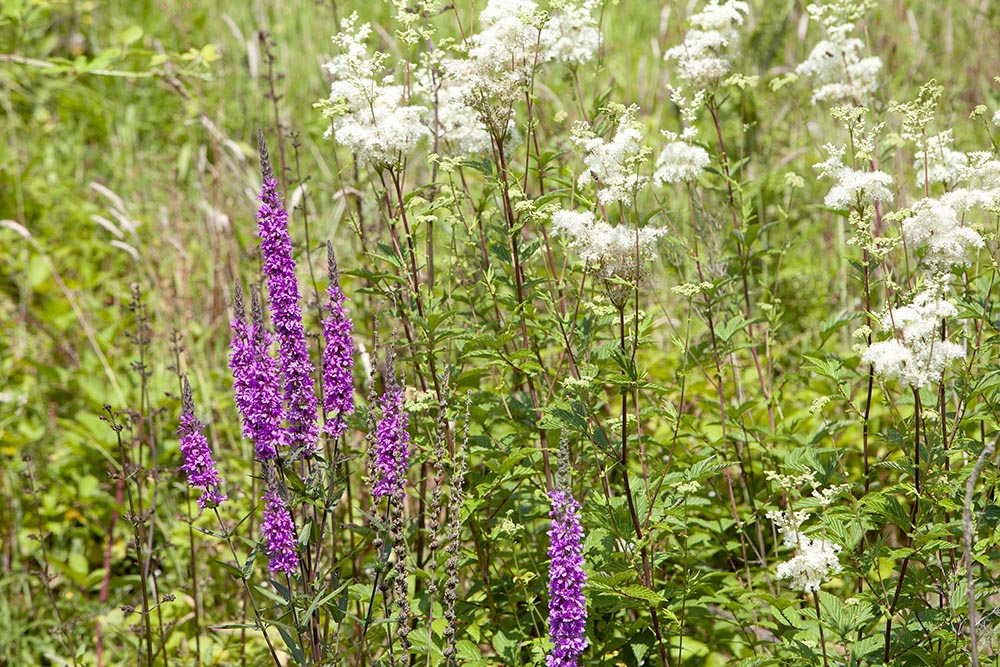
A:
177,377,227,509
370,350,409,500
261,486,299,574
229,281,285,461
257,131,319,457
546,488,588,667
322,242,355,439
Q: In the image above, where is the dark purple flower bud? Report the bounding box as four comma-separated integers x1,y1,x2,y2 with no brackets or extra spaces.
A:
322,242,355,439
370,353,409,500
257,132,319,456
177,378,227,509
546,488,587,667
261,488,299,575
229,283,285,461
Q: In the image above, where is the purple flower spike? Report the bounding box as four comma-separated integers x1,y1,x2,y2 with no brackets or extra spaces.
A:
229,282,285,461
177,378,227,509
257,132,319,457
370,353,409,500
322,242,355,439
261,487,299,574
546,488,587,667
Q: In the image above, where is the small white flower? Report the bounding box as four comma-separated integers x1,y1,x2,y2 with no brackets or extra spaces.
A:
796,15,881,104
775,534,842,592
574,107,649,204
653,140,710,185
913,131,970,186
902,197,984,269
664,0,749,87
552,209,666,280
542,0,600,66
814,145,894,210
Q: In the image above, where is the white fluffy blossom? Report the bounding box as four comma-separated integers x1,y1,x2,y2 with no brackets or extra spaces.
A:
321,13,430,166
862,287,965,388
542,0,600,66
653,140,710,185
913,131,970,186
552,209,666,280
664,0,749,87
902,197,984,269
796,24,882,104
413,58,494,157
768,508,841,593
814,144,894,210
574,107,649,205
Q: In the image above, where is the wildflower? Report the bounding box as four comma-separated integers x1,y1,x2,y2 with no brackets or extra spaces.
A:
902,197,984,270
768,507,841,593
653,140,710,185
796,24,882,104
322,243,355,439
552,209,666,281
862,286,965,388
664,0,750,87
320,13,430,167
542,0,600,66
229,282,284,461
257,133,320,456
573,106,649,205
177,377,227,509
370,350,410,500
913,131,970,186
547,488,588,667
261,487,299,574
413,56,495,157
814,144,894,210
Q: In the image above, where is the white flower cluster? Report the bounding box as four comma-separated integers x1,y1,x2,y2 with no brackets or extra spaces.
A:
654,140,710,185
913,131,971,186
862,286,965,388
320,13,431,167
814,143,894,210
664,0,750,87
542,0,601,67
767,506,842,593
796,23,882,105
414,57,495,157
574,106,649,205
551,209,667,280
902,197,985,270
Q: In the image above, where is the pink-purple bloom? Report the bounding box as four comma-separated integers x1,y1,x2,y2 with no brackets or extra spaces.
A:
257,133,320,457
261,487,299,574
322,243,354,439
177,378,227,509
229,283,285,461
370,358,409,500
547,488,587,667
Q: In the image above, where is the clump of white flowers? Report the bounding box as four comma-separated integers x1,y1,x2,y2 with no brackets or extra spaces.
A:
654,139,710,185
319,13,431,167
862,285,965,388
814,143,894,210
913,131,971,187
573,105,650,205
413,55,495,157
796,1,882,104
664,0,750,88
542,0,601,66
767,475,845,593
551,209,666,281
902,197,984,270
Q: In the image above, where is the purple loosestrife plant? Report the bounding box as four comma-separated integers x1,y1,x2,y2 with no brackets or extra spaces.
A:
546,488,587,667
322,242,354,439
370,349,410,500
177,377,227,509
229,282,285,461
257,131,320,457
261,485,299,575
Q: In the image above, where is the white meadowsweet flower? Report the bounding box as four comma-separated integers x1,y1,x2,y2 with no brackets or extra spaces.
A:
542,0,600,66
902,197,984,269
653,140,710,185
664,0,749,87
775,535,842,593
913,131,970,186
814,145,894,210
552,209,666,280
862,287,965,388
413,57,495,157
321,13,430,166
796,24,882,104
573,107,649,205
